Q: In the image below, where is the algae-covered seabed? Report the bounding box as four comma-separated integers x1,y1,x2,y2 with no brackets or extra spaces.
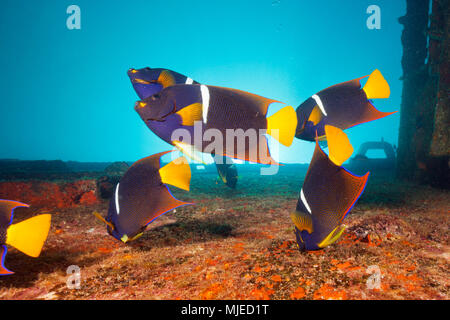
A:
0,165,448,300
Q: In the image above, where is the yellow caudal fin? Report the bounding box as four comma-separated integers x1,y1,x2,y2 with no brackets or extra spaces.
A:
308,105,323,125
159,157,191,191
290,211,313,234
266,106,298,147
157,70,176,88
176,103,203,126
318,225,346,248
6,214,51,258
325,125,354,166
173,141,206,164
363,69,390,99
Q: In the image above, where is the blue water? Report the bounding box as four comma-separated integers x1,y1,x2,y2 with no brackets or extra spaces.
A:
0,0,405,164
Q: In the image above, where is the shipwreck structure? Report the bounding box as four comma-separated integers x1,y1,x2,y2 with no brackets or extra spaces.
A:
397,0,449,188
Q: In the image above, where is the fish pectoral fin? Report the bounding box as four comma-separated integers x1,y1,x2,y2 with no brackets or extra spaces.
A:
159,156,192,191
6,214,51,258
318,225,346,248
308,105,323,126
0,245,14,275
157,70,176,88
324,125,354,166
176,103,203,126
363,69,390,99
290,211,313,234
93,211,115,230
266,106,298,147
173,141,206,164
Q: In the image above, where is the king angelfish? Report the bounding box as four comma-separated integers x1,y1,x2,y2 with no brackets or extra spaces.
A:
135,84,298,165
296,69,396,141
94,151,192,243
291,126,369,251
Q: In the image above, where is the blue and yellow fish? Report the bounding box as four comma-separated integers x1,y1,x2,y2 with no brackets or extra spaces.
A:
291,126,369,251
296,69,396,141
134,83,297,164
94,151,192,243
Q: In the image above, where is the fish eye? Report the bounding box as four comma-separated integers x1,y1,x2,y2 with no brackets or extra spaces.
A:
151,94,160,101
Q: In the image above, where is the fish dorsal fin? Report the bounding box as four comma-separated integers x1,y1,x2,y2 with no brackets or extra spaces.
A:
176,103,203,126
308,105,323,125
266,106,298,147
158,70,176,88
0,245,14,275
6,214,51,258
172,141,206,164
159,157,191,191
0,200,29,226
318,225,346,248
324,125,354,166
363,69,390,99
212,86,280,117
290,211,313,234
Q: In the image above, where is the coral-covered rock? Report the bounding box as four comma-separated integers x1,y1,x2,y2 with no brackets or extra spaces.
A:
0,179,100,209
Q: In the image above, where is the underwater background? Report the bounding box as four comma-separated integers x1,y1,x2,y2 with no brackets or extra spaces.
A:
0,0,448,301
0,0,404,164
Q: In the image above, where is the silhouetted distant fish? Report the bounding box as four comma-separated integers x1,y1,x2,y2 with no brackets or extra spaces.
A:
296,69,396,141
291,126,369,251
94,151,192,243
214,155,238,189
0,200,51,275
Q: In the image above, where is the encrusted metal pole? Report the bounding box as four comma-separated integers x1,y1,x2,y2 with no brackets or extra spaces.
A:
397,0,431,180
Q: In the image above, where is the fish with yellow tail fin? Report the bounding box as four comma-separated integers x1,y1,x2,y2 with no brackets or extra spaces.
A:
0,200,51,275
135,84,297,165
94,151,193,243
292,127,369,251
296,69,397,141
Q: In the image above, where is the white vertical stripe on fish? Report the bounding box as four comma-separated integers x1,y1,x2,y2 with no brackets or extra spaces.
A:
200,85,210,123
115,183,120,215
300,189,312,214
312,94,328,116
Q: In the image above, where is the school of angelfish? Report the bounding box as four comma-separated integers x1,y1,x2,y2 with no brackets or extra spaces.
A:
0,67,395,275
